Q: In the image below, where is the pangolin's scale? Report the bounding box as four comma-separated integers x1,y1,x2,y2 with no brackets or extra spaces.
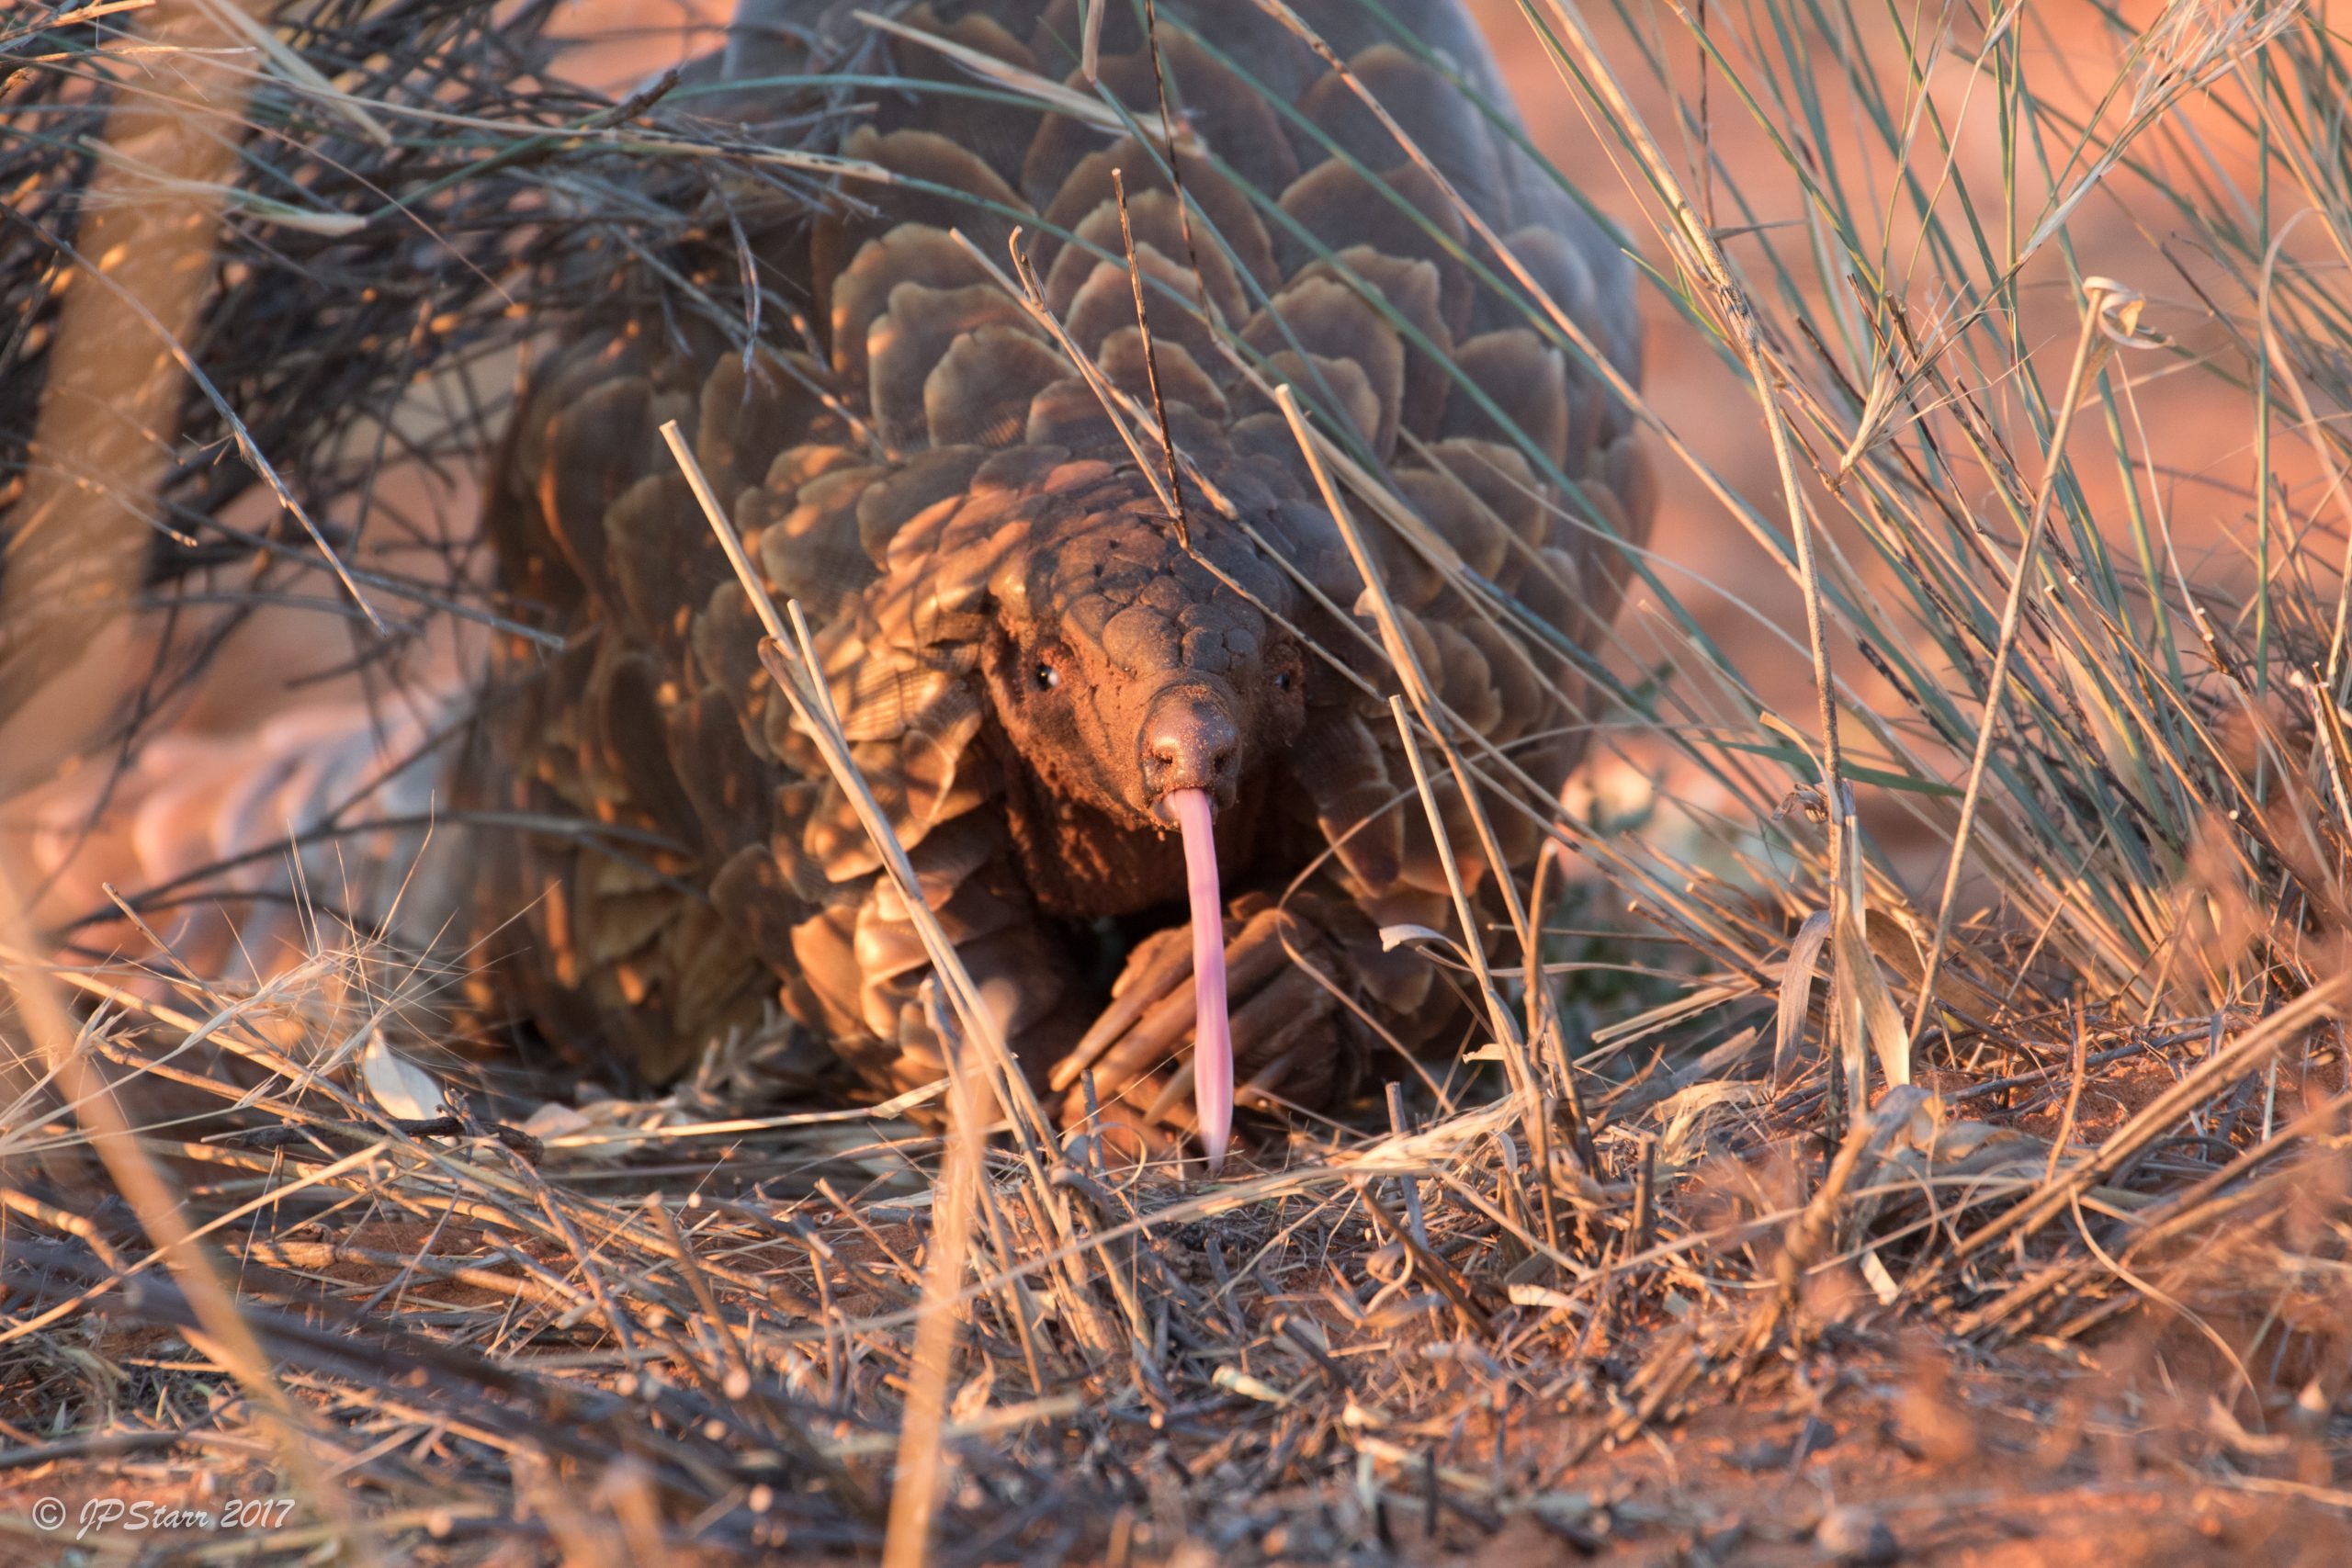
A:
477,0,1651,1144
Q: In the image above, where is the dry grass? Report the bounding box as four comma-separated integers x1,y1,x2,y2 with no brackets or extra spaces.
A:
3,0,2352,1562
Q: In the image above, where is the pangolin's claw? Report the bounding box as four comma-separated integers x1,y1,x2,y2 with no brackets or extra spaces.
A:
1061,895,1342,1168
1050,926,1194,1094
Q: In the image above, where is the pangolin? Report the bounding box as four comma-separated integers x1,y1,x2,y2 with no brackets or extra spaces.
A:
475,0,1652,1160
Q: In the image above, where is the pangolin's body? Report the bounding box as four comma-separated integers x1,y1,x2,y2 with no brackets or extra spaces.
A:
477,0,1651,1149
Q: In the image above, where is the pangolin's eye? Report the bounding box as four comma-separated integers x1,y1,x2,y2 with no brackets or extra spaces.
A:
1273,671,1294,692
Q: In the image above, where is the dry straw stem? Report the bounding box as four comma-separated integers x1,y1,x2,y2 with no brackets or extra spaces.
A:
0,868,373,1554
1905,279,2156,1043
1272,384,1587,1153
1521,0,1894,1096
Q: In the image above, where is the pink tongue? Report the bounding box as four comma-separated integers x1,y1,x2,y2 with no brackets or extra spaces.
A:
1166,787,1232,1173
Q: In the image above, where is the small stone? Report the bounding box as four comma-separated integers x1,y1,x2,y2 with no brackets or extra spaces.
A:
1815,1505,1898,1565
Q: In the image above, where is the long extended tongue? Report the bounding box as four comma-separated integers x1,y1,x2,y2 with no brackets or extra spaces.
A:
1166,787,1231,1173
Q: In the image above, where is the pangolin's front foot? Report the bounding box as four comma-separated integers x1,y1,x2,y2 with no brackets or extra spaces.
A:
1048,891,1360,1167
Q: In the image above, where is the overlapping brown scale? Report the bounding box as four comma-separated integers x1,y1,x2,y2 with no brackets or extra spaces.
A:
1293,247,1452,439
1245,348,1383,459
1426,773,1498,900
707,840,808,990
585,643,706,852
1057,242,1221,369
1420,615,1502,738
1601,432,1657,554
653,899,770,1066
889,808,1008,909
1437,329,1569,473
829,225,994,399
851,864,1044,1062
950,919,1077,1078
1299,45,1508,227
853,899,958,1043
967,442,1074,499
1017,52,1162,210
1277,160,1471,333
925,327,1069,447
1424,438,1547,548
690,577,775,759
1498,220,1640,383
1494,224,1607,465
1395,439,1555,622
509,639,597,814
537,373,658,605
854,446,989,564
1346,492,1446,612
785,896,867,1043
752,441,870,508
1481,784,1547,874
828,641,960,744
759,778,821,897
1338,876,1446,1016
874,1008,945,1096
1510,544,1589,647
890,468,1058,603
1257,494,1363,604
1225,412,1316,493
1019,33,1299,218
842,126,1031,241
1362,625,1507,905
1243,275,1406,457
1559,431,1653,635
864,558,996,658
602,472,731,657
745,459,882,621
1038,142,1280,304
695,348,832,502
883,5,1046,189
1513,451,1644,654
866,280,1039,451
1386,607,1444,699
919,4,1039,73
1394,463,1508,582
1291,707,1404,894
491,331,650,616
1457,612,1549,749
579,856,678,968
1044,187,1250,334
1560,475,1630,571
876,461,1016,581
803,780,885,892
1023,376,1122,454
1097,327,1228,421
798,689,991,882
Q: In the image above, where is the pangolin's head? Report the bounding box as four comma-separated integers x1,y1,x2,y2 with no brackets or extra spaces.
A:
981,498,1307,829
980,488,1307,1174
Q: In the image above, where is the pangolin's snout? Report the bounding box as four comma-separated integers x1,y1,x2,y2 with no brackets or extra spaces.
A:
1142,685,1240,814
1140,683,1240,1170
